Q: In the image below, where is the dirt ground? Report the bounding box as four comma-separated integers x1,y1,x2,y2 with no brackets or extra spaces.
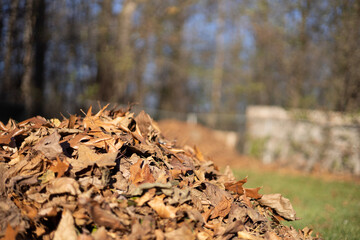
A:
158,119,360,184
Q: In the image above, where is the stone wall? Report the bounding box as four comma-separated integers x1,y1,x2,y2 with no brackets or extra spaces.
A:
245,106,360,175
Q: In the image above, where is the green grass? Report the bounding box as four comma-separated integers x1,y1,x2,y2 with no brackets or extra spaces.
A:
233,169,360,240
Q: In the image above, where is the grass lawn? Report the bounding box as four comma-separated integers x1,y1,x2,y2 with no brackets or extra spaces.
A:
233,169,360,240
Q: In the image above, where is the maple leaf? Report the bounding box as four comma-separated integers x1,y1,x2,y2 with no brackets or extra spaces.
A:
49,157,69,178
244,187,263,199
224,177,247,195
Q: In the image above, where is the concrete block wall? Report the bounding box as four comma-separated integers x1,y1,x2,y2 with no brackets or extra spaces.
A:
245,106,360,175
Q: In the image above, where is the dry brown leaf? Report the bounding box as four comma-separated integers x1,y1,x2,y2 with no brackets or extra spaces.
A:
47,177,81,195
34,131,62,159
224,177,247,195
0,121,7,131
240,194,252,208
170,169,182,179
87,202,126,230
197,231,212,240
201,182,232,206
135,110,160,139
0,128,26,146
66,133,91,149
244,187,263,199
77,144,101,164
21,202,38,220
77,234,94,240
265,231,283,240
164,224,194,240
223,165,236,182
154,229,165,240
194,145,205,162
0,198,25,237
148,195,177,218
49,157,69,178
237,231,259,240
53,209,77,240
18,116,49,128
129,158,143,184
6,153,44,178
68,114,77,129
210,196,232,219
135,188,156,206
70,145,117,173
1,224,18,240
38,207,58,217
259,194,297,221
218,219,245,237
129,159,155,185
92,226,110,240
0,134,13,146
34,225,46,237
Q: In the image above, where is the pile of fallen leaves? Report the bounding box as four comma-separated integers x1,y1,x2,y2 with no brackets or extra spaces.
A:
0,105,320,240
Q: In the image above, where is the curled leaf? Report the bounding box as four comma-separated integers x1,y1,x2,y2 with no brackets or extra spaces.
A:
259,194,297,221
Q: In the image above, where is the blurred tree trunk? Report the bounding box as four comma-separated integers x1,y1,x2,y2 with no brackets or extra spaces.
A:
330,0,360,112
288,0,311,108
20,0,34,117
2,0,19,99
96,0,115,101
210,0,226,126
21,0,46,117
0,0,3,47
251,0,270,105
134,7,152,106
33,0,46,116
157,2,189,113
115,0,137,103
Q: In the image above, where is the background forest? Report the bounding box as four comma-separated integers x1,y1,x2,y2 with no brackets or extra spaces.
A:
0,0,359,122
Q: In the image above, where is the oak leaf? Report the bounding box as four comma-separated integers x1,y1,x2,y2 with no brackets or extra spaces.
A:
49,157,69,178
244,187,263,199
